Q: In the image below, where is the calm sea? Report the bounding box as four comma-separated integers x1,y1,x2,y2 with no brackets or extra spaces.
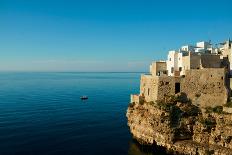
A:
0,72,168,155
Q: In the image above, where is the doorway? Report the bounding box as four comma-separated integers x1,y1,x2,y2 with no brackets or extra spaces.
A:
175,83,180,94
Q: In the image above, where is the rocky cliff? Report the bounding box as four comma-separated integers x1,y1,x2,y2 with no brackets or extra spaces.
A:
126,95,232,155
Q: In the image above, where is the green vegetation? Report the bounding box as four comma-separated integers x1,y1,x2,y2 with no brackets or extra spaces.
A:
156,101,174,111
147,101,155,105
182,105,200,117
163,94,189,104
129,102,135,108
205,106,223,114
199,117,216,131
225,101,232,107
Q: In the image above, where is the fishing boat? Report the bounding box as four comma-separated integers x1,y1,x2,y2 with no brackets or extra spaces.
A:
80,96,88,100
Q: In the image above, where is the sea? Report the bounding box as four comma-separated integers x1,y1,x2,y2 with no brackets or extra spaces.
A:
0,72,169,155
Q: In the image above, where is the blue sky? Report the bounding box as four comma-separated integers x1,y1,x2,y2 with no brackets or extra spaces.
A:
0,0,232,72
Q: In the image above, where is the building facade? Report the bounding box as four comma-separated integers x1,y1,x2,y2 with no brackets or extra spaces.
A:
131,39,232,108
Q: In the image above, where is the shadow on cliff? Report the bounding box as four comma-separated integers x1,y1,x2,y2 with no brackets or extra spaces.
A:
128,140,173,155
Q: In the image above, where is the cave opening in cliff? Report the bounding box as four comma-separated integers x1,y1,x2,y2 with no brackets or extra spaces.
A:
175,83,180,94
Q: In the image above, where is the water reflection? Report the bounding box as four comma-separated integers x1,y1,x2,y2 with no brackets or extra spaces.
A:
128,140,172,155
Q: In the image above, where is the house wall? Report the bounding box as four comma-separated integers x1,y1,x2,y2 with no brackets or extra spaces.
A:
138,68,228,108
182,52,201,75
156,76,181,101
181,68,228,107
190,54,201,69
222,41,231,56
227,45,232,74
182,53,221,75
140,75,159,102
150,61,167,76
182,54,190,75
196,41,210,49
181,45,195,52
200,54,221,68
140,75,181,102
167,51,183,76
167,51,177,76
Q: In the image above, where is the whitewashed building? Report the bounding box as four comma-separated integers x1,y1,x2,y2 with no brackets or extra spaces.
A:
195,41,212,53
181,45,195,52
166,50,183,76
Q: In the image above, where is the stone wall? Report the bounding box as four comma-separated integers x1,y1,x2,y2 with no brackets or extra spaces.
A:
201,54,221,68
140,74,159,102
138,68,228,108
182,53,222,76
156,76,181,101
223,107,232,114
190,54,201,69
182,54,191,75
140,75,181,102
150,61,167,76
131,94,144,104
181,68,228,107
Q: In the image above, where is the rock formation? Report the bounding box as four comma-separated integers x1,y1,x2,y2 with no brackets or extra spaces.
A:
127,94,232,155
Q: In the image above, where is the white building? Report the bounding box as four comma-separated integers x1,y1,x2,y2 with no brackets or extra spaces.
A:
181,45,195,52
195,41,212,53
166,50,183,76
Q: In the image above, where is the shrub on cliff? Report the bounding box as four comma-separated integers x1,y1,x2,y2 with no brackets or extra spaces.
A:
129,102,135,108
175,93,189,103
225,102,232,107
199,117,216,131
205,106,223,114
182,104,200,117
156,101,174,112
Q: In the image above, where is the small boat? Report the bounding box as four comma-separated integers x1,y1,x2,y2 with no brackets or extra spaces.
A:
80,96,88,100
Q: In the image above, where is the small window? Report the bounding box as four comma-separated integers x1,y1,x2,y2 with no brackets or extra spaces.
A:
171,67,174,73
148,88,150,96
165,82,169,85
179,67,182,71
211,75,212,77
169,58,171,61
221,77,224,80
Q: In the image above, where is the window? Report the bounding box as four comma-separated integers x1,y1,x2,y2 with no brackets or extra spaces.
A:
169,58,171,61
148,88,150,96
179,67,182,71
171,67,174,73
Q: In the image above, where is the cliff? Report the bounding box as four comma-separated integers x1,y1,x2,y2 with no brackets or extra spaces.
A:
126,95,232,155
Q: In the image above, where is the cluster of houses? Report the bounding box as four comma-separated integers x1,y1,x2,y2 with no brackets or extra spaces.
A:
132,39,232,108
150,40,232,77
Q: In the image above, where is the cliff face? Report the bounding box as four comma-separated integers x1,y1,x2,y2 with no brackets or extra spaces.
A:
127,99,232,155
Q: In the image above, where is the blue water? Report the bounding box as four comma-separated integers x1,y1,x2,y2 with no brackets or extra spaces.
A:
0,72,168,155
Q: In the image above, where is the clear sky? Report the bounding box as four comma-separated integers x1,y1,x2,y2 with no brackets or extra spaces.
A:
0,0,232,72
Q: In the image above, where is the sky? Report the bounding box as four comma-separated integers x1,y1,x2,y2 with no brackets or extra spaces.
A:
0,0,232,72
